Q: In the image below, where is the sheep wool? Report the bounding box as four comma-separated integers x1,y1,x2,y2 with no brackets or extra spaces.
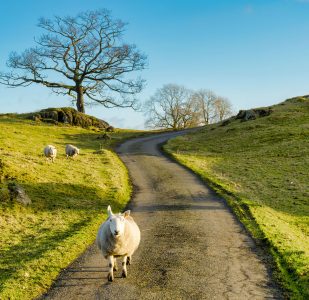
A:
65,144,80,158
43,145,57,162
96,205,141,282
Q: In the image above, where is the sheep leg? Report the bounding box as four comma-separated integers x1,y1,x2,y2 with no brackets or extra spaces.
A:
113,257,118,271
127,256,132,265
107,255,114,282
121,256,128,278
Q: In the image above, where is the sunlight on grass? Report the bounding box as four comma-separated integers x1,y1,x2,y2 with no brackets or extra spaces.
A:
0,117,145,299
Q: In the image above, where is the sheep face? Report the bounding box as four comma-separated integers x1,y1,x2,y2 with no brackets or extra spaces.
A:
109,215,126,237
72,148,79,157
107,205,130,237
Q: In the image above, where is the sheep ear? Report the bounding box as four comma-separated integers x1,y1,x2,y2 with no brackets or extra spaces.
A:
107,205,113,217
123,210,130,218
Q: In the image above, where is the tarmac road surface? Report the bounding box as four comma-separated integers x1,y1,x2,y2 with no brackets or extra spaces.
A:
40,131,283,300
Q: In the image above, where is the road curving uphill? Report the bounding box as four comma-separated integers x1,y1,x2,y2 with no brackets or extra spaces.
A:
41,130,283,299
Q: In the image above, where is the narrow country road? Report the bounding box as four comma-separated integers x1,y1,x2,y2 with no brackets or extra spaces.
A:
40,131,283,300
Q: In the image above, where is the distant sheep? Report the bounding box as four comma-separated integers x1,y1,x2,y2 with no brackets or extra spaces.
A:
96,205,141,282
65,144,80,158
44,145,57,162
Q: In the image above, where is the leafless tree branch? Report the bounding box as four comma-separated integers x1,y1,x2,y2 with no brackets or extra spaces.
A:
0,9,147,113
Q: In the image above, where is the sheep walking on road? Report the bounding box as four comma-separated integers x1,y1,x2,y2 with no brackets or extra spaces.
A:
96,205,141,282
65,144,80,158
43,145,57,162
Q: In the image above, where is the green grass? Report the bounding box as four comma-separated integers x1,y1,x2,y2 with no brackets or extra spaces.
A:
164,96,309,299
0,116,146,299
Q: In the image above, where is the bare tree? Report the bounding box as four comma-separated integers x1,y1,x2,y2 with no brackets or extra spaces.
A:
0,9,147,113
179,96,201,128
192,89,217,125
213,97,233,122
145,84,233,129
145,84,195,130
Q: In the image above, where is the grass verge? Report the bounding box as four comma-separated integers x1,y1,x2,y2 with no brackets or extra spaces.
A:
164,96,309,299
0,115,146,299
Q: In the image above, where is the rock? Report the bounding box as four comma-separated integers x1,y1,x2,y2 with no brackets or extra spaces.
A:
32,114,41,122
96,133,111,140
256,108,272,117
106,126,115,132
29,107,110,129
42,110,58,121
42,118,58,125
236,108,272,122
221,119,231,126
8,182,31,205
236,109,256,121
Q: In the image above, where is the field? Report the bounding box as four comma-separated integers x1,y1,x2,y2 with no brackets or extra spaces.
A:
164,96,309,298
0,115,145,299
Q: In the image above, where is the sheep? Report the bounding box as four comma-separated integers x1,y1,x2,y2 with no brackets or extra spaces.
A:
43,145,57,162
65,144,80,158
96,205,141,282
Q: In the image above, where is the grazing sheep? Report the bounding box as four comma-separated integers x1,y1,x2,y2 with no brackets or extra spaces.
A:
65,144,80,158
96,205,141,282
43,145,57,162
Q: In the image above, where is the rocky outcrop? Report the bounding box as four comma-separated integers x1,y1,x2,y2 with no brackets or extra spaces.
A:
106,126,115,132
220,118,234,126
30,107,109,129
236,108,272,122
8,182,31,205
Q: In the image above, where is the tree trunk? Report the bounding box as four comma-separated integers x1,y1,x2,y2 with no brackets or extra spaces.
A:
76,86,85,113
203,112,209,125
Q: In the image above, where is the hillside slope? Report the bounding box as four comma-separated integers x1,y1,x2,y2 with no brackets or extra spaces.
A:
164,96,309,298
0,115,144,299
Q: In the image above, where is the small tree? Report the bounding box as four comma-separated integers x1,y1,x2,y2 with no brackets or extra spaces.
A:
145,84,194,130
213,97,233,121
0,9,147,113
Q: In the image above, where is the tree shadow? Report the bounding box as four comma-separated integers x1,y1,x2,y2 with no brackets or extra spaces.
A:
61,132,104,152
19,182,120,212
133,203,224,212
0,216,91,292
0,182,122,290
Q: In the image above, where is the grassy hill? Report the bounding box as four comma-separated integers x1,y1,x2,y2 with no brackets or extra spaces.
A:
0,114,145,299
164,96,309,299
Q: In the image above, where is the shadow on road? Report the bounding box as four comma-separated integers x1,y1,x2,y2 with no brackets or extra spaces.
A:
133,204,224,212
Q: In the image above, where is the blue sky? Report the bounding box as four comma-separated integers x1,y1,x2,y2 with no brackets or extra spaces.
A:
0,0,308,129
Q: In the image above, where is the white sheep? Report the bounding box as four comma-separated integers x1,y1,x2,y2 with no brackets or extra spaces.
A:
65,144,80,158
96,205,141,282
43,145,57,162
